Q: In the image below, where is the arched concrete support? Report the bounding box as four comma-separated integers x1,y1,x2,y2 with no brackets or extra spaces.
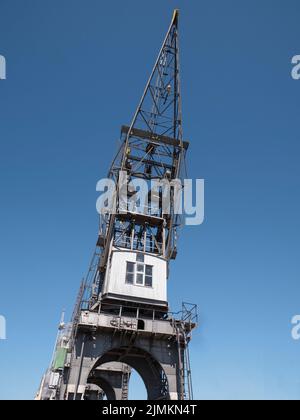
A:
84,383,105,400
88,362,130,400
94,349,165,400
88,376,116,400
61,328,181,400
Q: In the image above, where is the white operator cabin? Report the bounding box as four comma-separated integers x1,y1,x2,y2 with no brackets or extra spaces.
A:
101,246,168,310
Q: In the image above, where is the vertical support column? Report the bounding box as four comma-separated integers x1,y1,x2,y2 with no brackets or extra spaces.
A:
74,334,86,400
162,224,166,258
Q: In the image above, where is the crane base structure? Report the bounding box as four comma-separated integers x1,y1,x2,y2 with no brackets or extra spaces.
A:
59,303,197,400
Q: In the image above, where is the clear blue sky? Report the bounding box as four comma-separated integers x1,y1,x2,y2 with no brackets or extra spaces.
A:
1,0,300,400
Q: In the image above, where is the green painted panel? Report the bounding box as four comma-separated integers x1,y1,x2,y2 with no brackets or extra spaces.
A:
53,347,67,370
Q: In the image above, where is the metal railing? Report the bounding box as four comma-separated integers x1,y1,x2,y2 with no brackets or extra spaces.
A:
118,202,162,218
78,297,198,326
114,234,163,254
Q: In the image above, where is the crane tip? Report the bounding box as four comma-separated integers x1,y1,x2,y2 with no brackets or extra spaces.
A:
172,9,179,23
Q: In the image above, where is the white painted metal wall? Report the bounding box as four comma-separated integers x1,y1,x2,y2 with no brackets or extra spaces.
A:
102,248,167,303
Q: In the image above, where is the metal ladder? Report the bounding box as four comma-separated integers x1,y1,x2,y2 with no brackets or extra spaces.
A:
175,322,194,400
121,366,131,400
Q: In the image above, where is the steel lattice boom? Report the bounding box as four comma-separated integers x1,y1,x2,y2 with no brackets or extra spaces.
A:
85,10,190,313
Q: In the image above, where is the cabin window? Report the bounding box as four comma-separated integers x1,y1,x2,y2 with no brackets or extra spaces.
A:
125,258,153,287
145,265,153,287
137,253,144,263
125,261,135,284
